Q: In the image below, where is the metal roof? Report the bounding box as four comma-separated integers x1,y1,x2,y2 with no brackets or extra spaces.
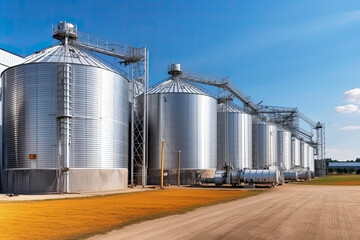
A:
148,78,211,96
23,43,116,72
329,162,360,167
217,102,244,113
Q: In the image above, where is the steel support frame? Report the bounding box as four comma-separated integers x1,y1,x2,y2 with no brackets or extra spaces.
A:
130,48,149,187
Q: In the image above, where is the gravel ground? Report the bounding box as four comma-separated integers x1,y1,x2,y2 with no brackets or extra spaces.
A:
89,184,360,240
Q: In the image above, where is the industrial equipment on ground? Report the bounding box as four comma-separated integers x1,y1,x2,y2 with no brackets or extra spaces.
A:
200,164,282,187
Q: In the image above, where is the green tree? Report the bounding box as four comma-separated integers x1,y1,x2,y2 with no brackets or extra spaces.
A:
343,168,349,174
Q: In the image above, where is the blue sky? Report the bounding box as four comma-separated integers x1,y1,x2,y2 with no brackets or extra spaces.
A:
1,0,360,160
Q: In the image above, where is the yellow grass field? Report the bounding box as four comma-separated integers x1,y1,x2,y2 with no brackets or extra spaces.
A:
0,189,261,240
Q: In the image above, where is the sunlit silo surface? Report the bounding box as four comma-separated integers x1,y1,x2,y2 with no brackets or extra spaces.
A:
2,44,129,193
292,137,301,167
217,101,252,170
300,141,309,169
147,78,217,185
277,129,292,170
309,146,315,175
252,121,277,169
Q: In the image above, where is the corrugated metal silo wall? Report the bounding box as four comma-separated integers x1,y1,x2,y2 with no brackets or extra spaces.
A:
309,146,315,172
277,130,292,170
252,122,277,169
148,93,217,170
217,111,252,170
291,137,301,167
300,141,309,169
2,63,129,169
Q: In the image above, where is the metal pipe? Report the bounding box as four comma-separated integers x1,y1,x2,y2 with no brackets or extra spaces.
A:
177,150,181,186
160,140,164,189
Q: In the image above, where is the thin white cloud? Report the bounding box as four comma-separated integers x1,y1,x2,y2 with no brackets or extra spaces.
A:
343,88,360,104
335,104,360,113
327,148,360,161
340,126,360,131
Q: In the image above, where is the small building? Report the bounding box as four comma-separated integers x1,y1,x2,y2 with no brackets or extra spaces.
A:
328,162,360,170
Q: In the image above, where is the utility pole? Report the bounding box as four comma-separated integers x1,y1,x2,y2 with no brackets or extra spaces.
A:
177,150,181,187
160,140,164,189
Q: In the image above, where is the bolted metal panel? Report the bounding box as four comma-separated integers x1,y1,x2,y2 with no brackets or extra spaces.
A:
217,103,252,170
252,122,277,169
277,130,292,170
148,82,217,170
292,137,301,167
2,62,129,169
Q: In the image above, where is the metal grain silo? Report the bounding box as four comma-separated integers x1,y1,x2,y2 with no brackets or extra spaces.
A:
252,121,277,169
217,101,252,170
277,129,292,170
300,141,309,169
2,42,129,193
309,146,315,176
147,66,217,185
292,137,301,167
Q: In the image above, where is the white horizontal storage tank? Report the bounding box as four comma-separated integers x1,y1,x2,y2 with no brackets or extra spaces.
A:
292,137,301,167
277,129,292,170
217,101,252,170
252,121,277,169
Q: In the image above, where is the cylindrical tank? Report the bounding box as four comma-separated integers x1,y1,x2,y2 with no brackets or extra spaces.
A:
147,78,217,185
217,102,252,170
2,44,129,193
252,122,277,169
243,169,280,185
297,170,311,181
277,129,292,170
309,146,315,174
292,137,301,167
301,142,309,169
284,170,298,181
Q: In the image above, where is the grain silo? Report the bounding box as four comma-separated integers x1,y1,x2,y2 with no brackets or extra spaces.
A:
217,100,252,170
300,141,310,169
147,64,217,185
2,23,129,193
252,121,277,169
292,137,301,167
309,146,315,176
277,129,292,170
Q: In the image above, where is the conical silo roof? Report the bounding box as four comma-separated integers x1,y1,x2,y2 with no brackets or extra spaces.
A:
217,102,244,113
148,78,211,96
23,43,116,72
